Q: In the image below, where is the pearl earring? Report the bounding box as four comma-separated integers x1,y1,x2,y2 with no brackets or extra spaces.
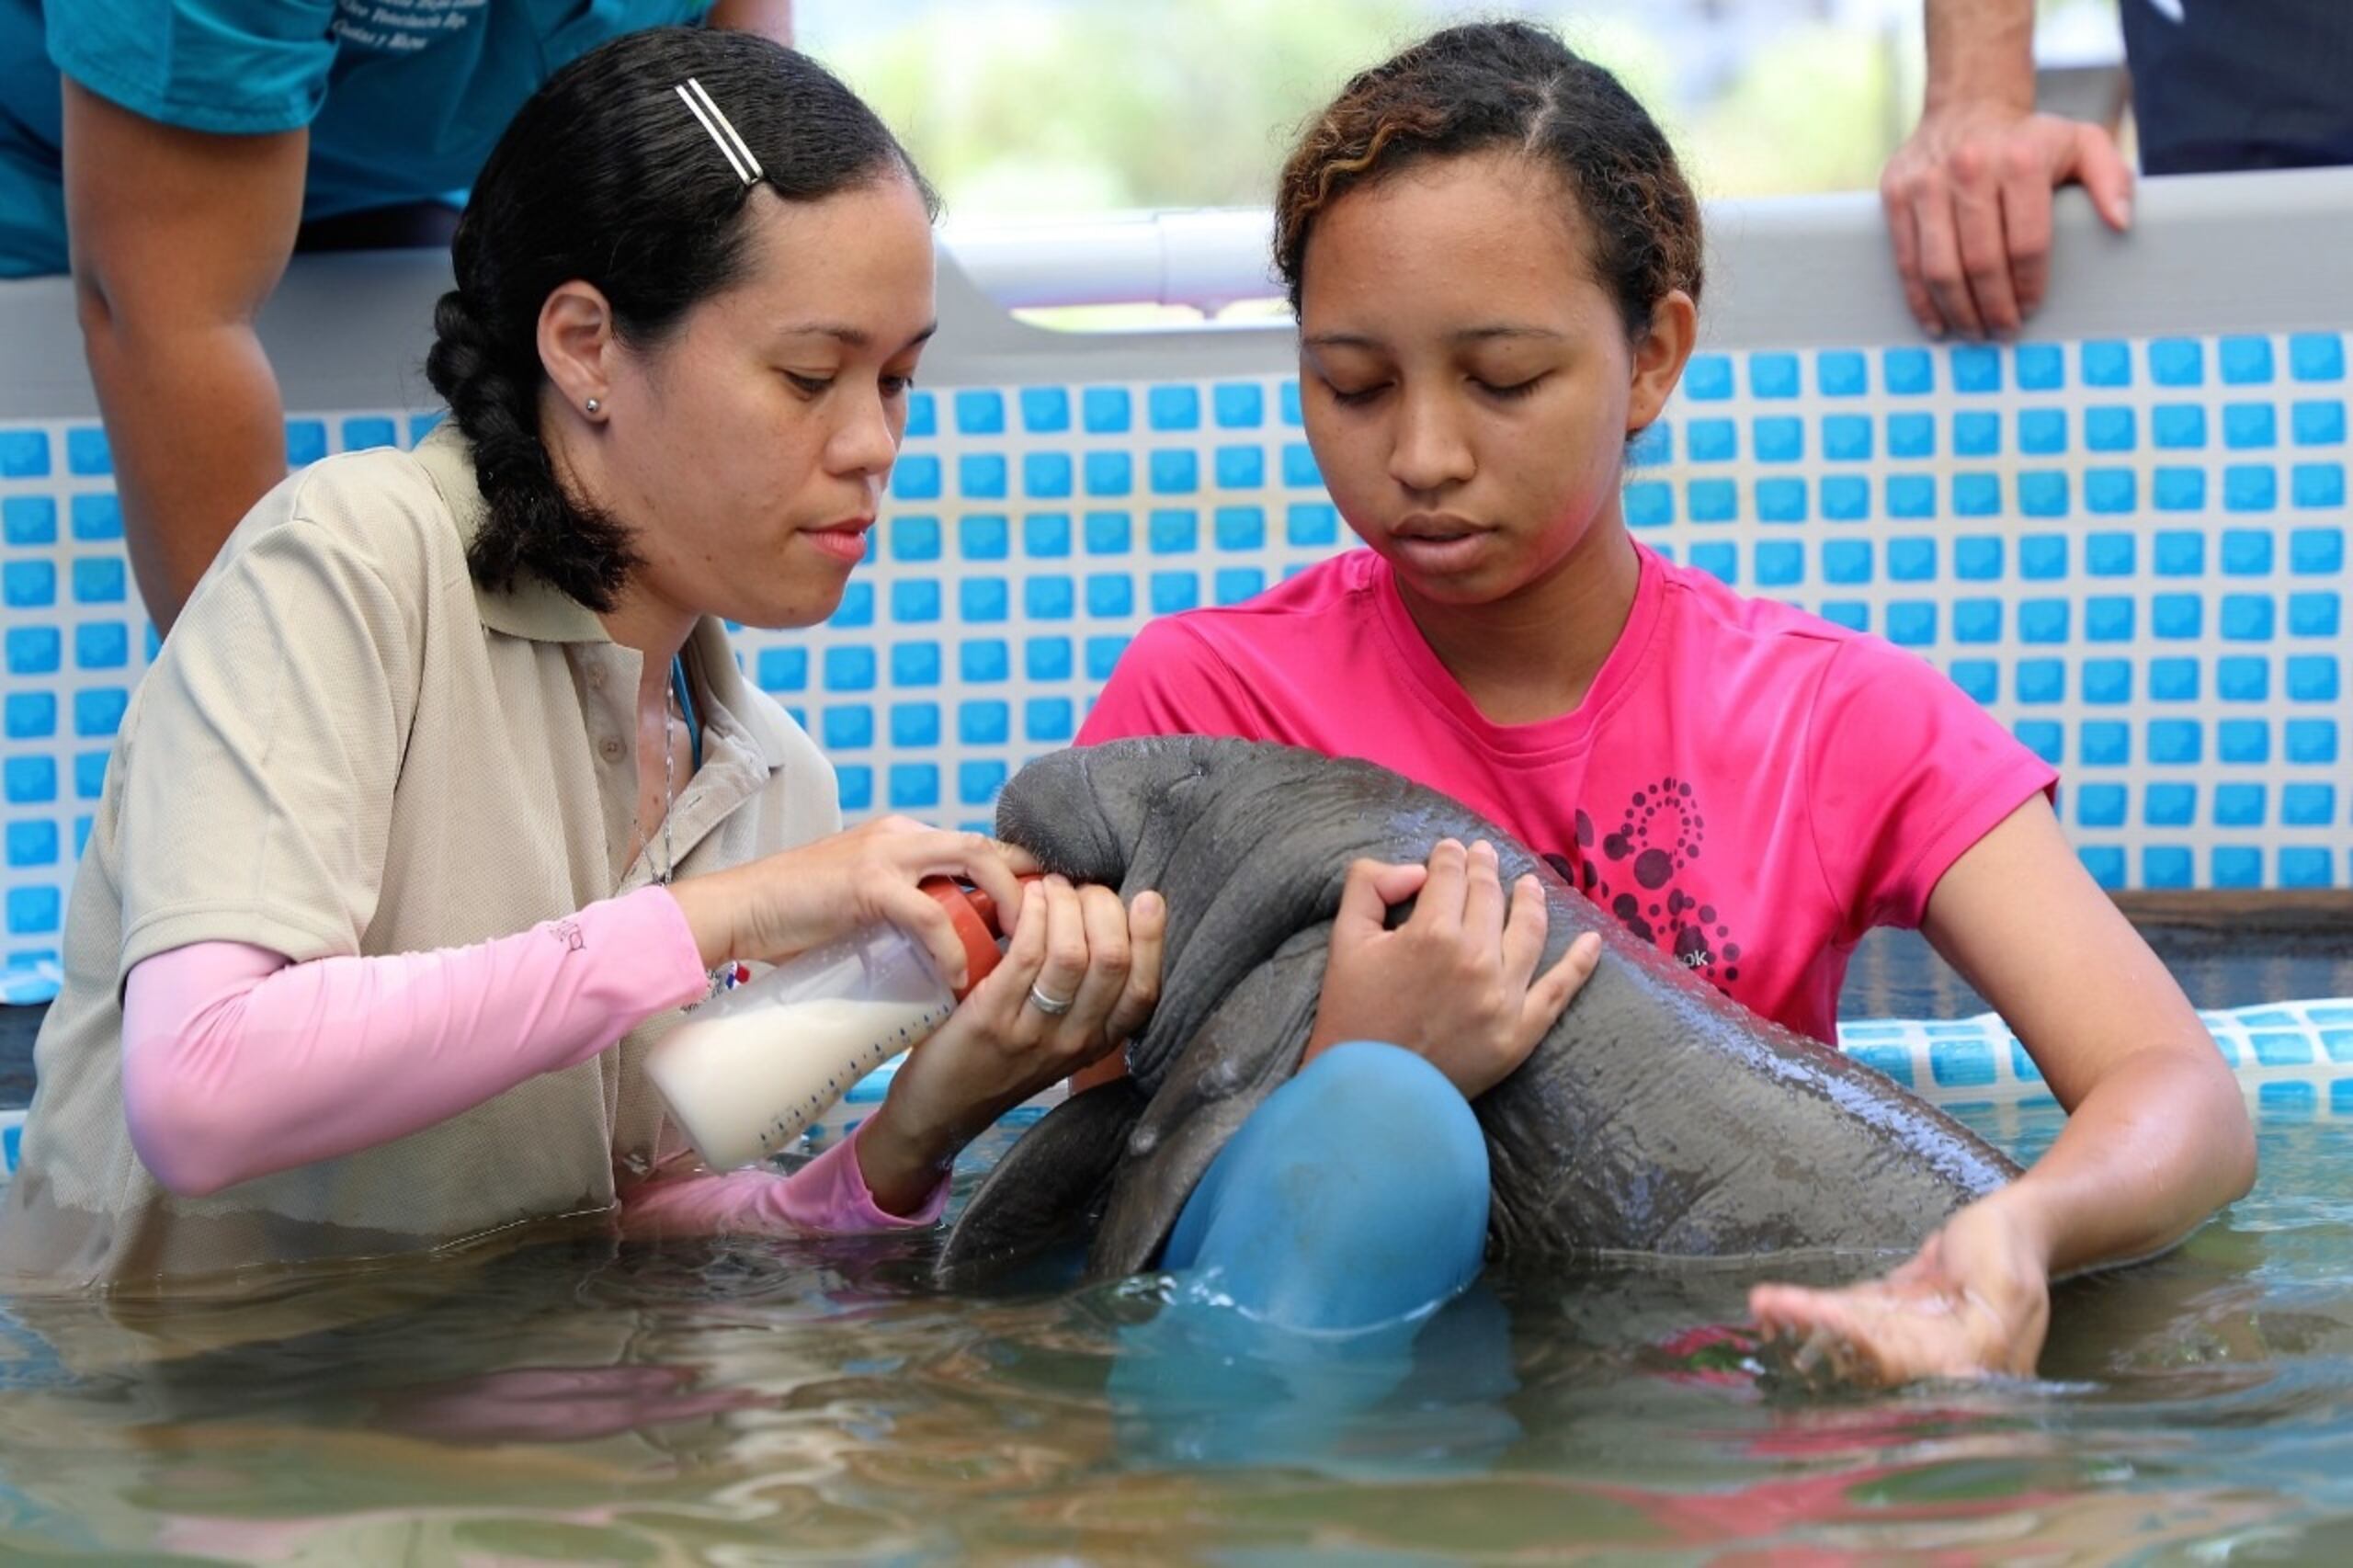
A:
585,397,601,415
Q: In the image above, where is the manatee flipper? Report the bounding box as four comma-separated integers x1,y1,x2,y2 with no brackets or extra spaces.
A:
1086,926,1329,1278
933,1077,1147,1287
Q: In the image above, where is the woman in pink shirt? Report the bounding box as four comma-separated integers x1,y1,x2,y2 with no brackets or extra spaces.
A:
1079,19,2254,1384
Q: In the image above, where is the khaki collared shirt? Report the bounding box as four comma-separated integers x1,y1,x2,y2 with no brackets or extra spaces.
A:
0,426,840,1292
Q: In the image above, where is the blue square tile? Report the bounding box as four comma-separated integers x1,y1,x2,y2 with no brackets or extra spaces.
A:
890,641,941,687
2084,406,2136,452
1753,417,1802,462
2150,657,2199,701
2150,338,2205,386
1214,568,1265,605
2218,655,2269,701
1953,411,2001,456
1886,412,1935,458
5,886,59,934
1885,538,1933,581
2086,470,2137,514
2018,408,2067,455
1148,385,1201,431
2288,655,2339,701
2148,719,2203,764
954,389,1006,435
1818,601,1869,631
830,581,876,628
1083,387,1132,433
1023,452,1074,499
2224,403,2278,449
2082,340,2132,387
2225,464,2279,512
1755,540,1802,586
1214,506,1265,551
2282,783,2336,826
1688,419,1736,461
958,577,1007,622
2077,783,2127,828
73,687,125,738
1280,443,1320,488
1213,382,1265,428
6,627,60,676
1821,476,1870,521
2153,403,2207,449
888,764,940,810
1020,386,1072,433
1886,475,1937,519
1024,636,1073,679
823,646,877,691
1688,542,1736,584
1756,479,1806,523
1280,380,1303,426
3,496,56,546
2016,343,2064,390
1150,571,1199,613
1817,350,1868,395
1148,508,1198,554
1628,423,1671,466
891,579,941,624
2019,534,2067,579
3,561,55,608
2154,530,2205,576
1214,445,1265,488
2085,596,2135,642
1952,473,2000,516
961,513,1010,560
836,765,872,812
2143,846,2194,889
1024,575,1075,619
286,420,327,465
756,647,807,693
2220,719,2270,763
3,693,54,739
1749,353,1800,398
65,425,112,474
2079,721,2128,766
2217,782,2268,827
2221,594,2274,641
1086,634,1130,681
1688,480,1738,523
1287,503,1340,546
1022,512,1073,558
74,622,128,669
1953,536,2003,580
1950,344,2003,393
1024,698,1075,743
1085,451,1133,496
2018,599,2069,643
1952,598,2002,642
2221,335,2276,385
2086,532,2135,576
959,759,1008,806
1084,510,1132,554
961,639,1009,682
2154,467,2207,511
2287,720,2338,764
1949,658,1997,703
2018,472,2069,517
1625,482,1674,528
2214,847,2266,890
2015,658,2063,702
889,702,940,747
2293,399,2347,446
2016,720,2063,764
2294,463,2347,509
69,494,121,540
2144,782,2196,825
1684,354,1733,400
891,515,942,562
1808,414,1869,462
2282,849,2336,889
960,454,1009,498
1883,347,1934,395
2081,846,2127,889
2082,658,2131,704
2290,333,2347,382
2290,591,2342,636
1085,573,1132,618
2221,528,2274,575
892,455,942,499
2154,594,2203,640
4,821,56,869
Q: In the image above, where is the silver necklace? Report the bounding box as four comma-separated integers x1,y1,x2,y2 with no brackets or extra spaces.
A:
657,691,678,886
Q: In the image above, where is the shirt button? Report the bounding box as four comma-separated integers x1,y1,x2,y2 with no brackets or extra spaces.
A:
598,736,626,763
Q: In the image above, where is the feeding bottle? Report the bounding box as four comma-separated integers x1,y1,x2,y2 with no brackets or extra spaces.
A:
647,877,1010,1170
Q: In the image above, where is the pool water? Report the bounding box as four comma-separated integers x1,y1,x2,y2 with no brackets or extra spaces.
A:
0,922,2347,1562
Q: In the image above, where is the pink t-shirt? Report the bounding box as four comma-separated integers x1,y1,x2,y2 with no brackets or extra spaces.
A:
1076,544,2056,1043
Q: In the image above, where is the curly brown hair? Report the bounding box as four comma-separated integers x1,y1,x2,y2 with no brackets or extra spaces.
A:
1274,19,1702,336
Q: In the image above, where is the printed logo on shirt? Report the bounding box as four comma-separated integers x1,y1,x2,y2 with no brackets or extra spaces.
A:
333,0,487,54
1542,778,1745,996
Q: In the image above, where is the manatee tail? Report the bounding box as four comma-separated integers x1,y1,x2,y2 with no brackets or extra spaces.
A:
933,1078,1148,1287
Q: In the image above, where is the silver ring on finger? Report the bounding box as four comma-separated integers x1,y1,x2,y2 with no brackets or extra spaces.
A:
1027,983,1075,1017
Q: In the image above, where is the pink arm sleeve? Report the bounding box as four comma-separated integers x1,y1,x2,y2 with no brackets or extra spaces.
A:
617,1125,950,1238
120,886,710,1198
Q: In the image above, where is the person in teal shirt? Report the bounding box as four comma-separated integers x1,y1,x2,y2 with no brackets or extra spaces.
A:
0,0,793,630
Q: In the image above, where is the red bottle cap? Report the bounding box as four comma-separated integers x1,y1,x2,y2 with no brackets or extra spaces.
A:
919,875,1036,998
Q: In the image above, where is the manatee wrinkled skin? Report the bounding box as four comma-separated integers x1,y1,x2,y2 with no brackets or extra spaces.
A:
937,737,2020,1285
